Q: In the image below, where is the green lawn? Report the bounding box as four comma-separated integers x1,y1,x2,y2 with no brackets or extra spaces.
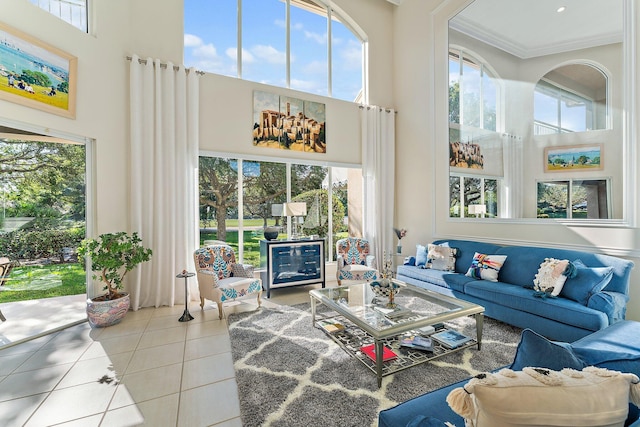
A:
0,263,86,303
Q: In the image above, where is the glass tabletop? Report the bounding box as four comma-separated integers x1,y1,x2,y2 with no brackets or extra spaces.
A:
309,279,484,339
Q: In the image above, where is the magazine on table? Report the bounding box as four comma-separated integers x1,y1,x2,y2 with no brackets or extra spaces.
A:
317,319,345,334
431,329,473,349
373,304,411,319
399,335,434,352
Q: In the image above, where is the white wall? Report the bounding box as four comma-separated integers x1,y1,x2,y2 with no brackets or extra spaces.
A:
393,0,640,321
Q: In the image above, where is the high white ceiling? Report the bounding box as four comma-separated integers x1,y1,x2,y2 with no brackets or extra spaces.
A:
449,0,623,59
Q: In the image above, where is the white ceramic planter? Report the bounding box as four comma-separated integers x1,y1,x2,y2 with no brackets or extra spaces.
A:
86,293,130,327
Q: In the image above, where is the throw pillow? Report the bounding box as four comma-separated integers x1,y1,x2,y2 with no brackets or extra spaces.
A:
560,259,614,306
447,366,640,427
510,329,585,371
415,244,428,267
426,243,457,271
532,258,571,297
465,252,507,282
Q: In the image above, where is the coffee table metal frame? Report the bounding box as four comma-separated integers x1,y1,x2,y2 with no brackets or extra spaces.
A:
309,280,484,387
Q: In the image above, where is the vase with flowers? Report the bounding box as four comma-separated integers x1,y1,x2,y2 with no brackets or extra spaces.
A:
393,227,407,254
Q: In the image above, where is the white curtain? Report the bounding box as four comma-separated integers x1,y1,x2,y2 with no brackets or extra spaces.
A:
361,106,396,268
129,55,200,310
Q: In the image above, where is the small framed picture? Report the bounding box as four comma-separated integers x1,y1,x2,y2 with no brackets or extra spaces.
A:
544,144,603,172
0,22,77,118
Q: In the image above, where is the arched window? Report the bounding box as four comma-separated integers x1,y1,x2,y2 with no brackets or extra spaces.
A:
184,0,364,102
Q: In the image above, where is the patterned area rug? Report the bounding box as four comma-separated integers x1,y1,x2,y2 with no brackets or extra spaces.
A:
227,302,522,427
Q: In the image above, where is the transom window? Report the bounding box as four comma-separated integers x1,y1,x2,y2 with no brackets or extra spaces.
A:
29,0,88,33
184,0,364,102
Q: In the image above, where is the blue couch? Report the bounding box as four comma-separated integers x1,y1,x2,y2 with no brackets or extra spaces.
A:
379,321,640,427
396,239,634,342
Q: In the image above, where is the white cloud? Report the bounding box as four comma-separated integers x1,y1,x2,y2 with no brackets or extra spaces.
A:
302,60,328,74
226,47,256,63
304,30,327,44
338,40,362,70
291,22,304,31
193,43,218,59
184,34,203,48
251,45,286,65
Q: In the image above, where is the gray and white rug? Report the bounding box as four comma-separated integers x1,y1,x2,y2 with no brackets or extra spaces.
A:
227,303,522,427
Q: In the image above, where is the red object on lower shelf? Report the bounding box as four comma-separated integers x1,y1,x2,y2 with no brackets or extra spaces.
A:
360,343,398,362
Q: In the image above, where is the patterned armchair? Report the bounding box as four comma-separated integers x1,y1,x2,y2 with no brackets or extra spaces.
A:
335,237,379,285
193,244,262,319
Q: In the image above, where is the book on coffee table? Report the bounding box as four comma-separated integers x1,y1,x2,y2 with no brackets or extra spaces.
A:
373,304,411,319
360,343,398,362
317,319,345,334
431,329,473,349
400,335,434,351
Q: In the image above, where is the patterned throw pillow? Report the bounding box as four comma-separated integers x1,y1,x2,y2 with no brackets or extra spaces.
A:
465,252,507,282
533,258,571,297
426,244,457,271
447,367,640,427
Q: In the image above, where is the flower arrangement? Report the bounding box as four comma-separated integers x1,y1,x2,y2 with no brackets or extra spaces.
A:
393,228,407,240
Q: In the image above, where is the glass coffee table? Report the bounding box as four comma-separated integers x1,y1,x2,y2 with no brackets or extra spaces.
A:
309,279,484,387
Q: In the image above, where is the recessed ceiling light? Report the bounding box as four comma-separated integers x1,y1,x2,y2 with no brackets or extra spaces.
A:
557,6,566,13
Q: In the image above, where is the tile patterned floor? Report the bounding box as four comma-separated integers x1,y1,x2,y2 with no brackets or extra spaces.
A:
0,284,324,426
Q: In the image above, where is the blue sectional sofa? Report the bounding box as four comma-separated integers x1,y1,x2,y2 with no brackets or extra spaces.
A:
396,239,634,342
379,321,640,427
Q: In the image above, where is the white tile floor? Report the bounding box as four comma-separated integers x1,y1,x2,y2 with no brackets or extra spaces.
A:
0,284,325,427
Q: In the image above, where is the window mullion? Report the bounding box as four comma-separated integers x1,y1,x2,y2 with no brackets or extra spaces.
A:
237,0,243,79
286,0,291,88
327,5,332,98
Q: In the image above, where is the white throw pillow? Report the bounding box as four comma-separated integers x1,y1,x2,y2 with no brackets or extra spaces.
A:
465,252,507,282
533,258,570,297
447,366,640,427
426,244,457,271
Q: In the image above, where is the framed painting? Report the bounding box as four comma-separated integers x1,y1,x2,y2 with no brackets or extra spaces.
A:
0,22,77,118
544,144,603,172
252,90,326,153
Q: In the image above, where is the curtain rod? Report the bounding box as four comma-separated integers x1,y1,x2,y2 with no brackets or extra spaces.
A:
126,56,205,75
359,105,398,114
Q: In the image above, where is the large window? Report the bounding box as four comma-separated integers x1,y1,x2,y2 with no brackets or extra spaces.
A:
450,175,499,218
534,81,594,135
184,0,364,102
29,0,88,32
449,48,502,218
199,155,360,266
449,48,497,131
537,179,610,219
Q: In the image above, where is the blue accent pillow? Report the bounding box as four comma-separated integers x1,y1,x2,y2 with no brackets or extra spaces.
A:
415,244,428,267
404,256,416,266
560,259,614,306
510,329,586,371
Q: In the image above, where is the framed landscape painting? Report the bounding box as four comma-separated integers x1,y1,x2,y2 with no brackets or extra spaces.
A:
0,22,77,118
544,144,603,172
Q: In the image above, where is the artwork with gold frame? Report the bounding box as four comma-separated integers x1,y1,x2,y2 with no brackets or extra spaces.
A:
544,144,603,172
0,22,77,119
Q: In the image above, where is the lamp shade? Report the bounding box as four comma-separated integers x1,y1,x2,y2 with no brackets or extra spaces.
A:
283,202,307,216
271,204,283,216
468,204,487,215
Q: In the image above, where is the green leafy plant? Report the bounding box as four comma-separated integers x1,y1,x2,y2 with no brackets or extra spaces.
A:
77,232,152,301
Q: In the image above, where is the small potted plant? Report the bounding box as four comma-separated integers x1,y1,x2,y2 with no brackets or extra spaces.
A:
78,231,153,327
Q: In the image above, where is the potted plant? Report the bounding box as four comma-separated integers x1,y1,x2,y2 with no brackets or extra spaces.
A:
78,231,153,327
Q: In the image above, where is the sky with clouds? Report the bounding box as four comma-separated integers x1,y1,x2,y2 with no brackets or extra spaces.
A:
184,0,362,102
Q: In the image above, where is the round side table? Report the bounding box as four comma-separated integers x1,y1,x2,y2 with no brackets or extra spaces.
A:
176,271,195,322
